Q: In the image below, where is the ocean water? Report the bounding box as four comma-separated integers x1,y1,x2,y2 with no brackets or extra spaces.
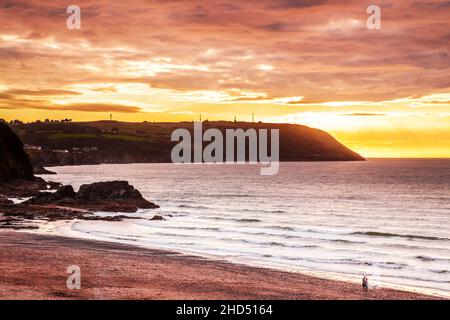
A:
40,159,450,296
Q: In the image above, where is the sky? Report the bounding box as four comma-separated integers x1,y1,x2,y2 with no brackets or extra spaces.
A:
0,0,449,157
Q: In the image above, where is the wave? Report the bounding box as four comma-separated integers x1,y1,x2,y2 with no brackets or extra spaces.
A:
416,255,436,262
378,261,408,270
203,216,261,223
239,208,286,214
331,239,366,244
157,226,221,232
414,255,450,263
178,204,210,209
239,218,261,223
270,225,295,231
351,231,450,241
431,270,449,274
282,256,373,267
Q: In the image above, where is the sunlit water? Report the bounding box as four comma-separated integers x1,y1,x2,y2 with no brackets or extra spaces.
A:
38,159,450,296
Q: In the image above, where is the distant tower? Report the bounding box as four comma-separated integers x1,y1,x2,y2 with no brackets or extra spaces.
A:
199,114,202,122
252,113,255,122
110,113,112,121
234,116,237,122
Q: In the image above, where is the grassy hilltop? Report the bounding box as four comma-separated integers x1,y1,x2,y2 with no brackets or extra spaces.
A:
10,121,364,167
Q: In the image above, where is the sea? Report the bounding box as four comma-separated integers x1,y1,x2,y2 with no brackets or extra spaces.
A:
35,159,450,297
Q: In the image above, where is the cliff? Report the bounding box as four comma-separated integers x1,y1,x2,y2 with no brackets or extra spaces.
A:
0,123,34,182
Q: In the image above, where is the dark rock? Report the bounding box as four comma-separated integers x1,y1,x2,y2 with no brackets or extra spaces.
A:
56,185,77,198
0,203,89,221
0,123,63,198
0,202,142,229
33,166,57,175
150,215,165,221
0,123,34,182
0,123,61,198
0,195,13,205
0,177,61,198
0,215,40,230
30,185,76,204
74,181,159,212
82,215,142,222
26,181,159,213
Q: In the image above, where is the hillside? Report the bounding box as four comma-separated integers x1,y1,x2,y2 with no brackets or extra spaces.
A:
10,121,365,167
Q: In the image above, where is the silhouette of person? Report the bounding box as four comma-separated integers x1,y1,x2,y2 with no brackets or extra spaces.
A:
362,276,368,291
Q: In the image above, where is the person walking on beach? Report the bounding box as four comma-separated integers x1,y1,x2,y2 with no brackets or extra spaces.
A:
362,276,368,291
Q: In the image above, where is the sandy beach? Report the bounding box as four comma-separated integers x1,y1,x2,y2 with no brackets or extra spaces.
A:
0,231,438,300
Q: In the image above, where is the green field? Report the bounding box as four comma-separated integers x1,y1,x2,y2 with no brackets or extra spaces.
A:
100,133,147,142
48,133,99,140
47,133,147,142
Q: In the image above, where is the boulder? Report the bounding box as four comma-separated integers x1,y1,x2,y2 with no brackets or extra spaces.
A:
29,185,76,205
26,181,159,213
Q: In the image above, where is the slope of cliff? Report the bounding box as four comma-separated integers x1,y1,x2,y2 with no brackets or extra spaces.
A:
0,123,34,182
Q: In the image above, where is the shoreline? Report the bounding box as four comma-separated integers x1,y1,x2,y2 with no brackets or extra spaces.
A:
32,219,450,299
36,220,450,299
0,231,441,300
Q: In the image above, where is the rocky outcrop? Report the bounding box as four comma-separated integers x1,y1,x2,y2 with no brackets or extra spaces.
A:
0,195,13,205
0,123,34,182
0,177,61,198
0,181,160,229
0,123,59,197
0,203,147,230
26,181,159,212
33,166,57,175
0,124,162,230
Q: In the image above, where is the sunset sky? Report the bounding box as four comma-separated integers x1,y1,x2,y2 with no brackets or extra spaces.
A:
0,0,449,157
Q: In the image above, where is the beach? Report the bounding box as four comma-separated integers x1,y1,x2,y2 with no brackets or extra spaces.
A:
0,231,437,300
38,161,450,296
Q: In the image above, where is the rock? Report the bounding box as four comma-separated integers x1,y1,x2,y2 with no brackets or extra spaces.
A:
75,181,159,212
150,215,165,221
33,166,57,175
0,123,60,197
0,202,143,229
83,215,142,222
0,177,61,198
26,181,159,213
0,195,13,205
0,215,40,230
30,185,76,204
0,203,90,221
0,123,34,182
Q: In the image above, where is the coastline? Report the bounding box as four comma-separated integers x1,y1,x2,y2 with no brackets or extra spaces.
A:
0,231,440,300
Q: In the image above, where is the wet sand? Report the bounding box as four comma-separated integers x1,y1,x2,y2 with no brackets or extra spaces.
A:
0,231,439,300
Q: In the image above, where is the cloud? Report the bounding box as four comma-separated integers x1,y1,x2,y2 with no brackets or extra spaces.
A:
0,92,142,113
0,0,448,116
4,89,81,96
272,0,328,9
343,113,386,117
51,103,142,113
